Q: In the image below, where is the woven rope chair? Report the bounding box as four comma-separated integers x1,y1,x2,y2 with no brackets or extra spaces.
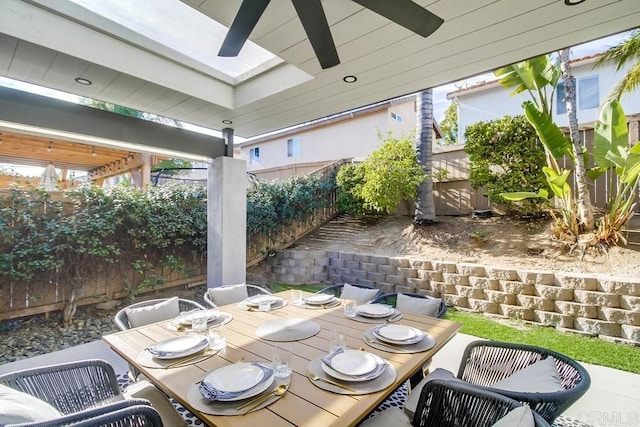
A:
203,284,272,308
412,380,551,427
456,341,591,423
372,292,447,318
114,298,205,331
0,359,161,426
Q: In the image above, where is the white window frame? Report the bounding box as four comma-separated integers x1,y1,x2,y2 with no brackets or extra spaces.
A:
556,74,600,114
287,137,301,158
249,147,260,164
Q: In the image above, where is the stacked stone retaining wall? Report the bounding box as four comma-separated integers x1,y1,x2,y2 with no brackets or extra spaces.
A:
267,249,640,344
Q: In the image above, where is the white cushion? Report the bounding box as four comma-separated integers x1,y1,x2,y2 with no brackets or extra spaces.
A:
0,383,62,424
404,368,460,419
492,357,563,393
125,297,180,328
396,293,441,317
207,284,249,307
340,283,379,305
124,380,187,426
359,407,412,427
492,405,535,427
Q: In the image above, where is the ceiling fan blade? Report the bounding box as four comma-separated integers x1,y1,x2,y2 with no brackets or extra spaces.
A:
352,0,444,38
291,0,340,69
218,0,271,57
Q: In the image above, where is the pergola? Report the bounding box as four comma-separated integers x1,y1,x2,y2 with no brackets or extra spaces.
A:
1,0,639,288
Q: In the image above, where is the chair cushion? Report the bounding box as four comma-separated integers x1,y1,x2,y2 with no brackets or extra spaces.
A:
491,357,563,393
207,284,249,307
124,380,187,426
0,383,62,424
340,283,379,305
404,368,461,419
396,293,441,317
492,405,535,427
125,297,180,328
359,407,412,427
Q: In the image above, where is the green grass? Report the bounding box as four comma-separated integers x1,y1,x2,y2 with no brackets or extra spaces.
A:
269,283,326,293
267,283,640,373
446,309,640,374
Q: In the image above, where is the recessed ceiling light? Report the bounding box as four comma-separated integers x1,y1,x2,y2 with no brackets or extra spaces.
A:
564,0,585,5
222,120,233,124
75,77,92,85
343,75,357,83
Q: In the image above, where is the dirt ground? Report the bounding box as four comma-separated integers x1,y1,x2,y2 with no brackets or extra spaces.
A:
291,214,640,279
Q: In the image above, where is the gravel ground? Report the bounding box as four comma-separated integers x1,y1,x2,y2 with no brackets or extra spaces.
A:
0,284,208,365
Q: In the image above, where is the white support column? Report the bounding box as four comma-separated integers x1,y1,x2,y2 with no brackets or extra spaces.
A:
207,157,247,288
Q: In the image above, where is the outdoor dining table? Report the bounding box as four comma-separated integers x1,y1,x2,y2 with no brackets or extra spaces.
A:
102,290,461,426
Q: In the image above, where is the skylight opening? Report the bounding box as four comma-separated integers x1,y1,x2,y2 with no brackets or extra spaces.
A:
69,0,279,80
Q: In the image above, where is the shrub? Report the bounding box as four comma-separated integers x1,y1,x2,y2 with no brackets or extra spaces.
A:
465,115,550,217
336,163,371,217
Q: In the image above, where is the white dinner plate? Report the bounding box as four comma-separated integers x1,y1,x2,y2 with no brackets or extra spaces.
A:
321,355,385,382
303,294,334,305
375,325,425,344
147,335,209,360
330,350,378,376
244,295,280,307
174,309,220,326
202,363,274,402
355,304,395,318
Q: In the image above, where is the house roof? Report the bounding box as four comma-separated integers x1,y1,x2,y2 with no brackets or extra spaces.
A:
236,94,442,147
446,53,604,100
1,0,638,150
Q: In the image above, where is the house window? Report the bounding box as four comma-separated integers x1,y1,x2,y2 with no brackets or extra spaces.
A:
287,137,300,158
249,147,260,164
391,112,403,122
556,75,600,114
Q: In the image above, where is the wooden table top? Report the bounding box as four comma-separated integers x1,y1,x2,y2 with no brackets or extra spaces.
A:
103,291,460,427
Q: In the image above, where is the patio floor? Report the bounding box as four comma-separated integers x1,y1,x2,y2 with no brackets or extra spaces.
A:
1,333,638,427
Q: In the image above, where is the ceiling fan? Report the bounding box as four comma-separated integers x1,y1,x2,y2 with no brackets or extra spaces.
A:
218,0,444,69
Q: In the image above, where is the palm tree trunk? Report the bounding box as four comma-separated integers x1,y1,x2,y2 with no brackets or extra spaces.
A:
559,49,594,231
415,89,436,224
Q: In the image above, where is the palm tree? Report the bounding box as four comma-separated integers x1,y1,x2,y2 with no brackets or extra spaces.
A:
559,48,594,231
414,89,436,225
595,30,640,101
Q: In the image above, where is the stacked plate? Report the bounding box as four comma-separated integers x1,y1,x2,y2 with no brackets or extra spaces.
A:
372,324,425,345
173,309,219,326
321,349,386,382
302,294,335,306
146,334,209,359
199,363,275,402
355,304,395,318
243,295,283,308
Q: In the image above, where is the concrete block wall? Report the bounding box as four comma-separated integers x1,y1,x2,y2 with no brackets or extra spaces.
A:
266,250,640,344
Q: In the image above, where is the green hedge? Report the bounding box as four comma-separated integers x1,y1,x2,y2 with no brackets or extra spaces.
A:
0,171,336,296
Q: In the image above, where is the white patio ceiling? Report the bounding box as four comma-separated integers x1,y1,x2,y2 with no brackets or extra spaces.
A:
1,0,639,142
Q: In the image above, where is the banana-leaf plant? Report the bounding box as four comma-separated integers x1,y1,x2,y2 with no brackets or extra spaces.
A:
591,100,640,244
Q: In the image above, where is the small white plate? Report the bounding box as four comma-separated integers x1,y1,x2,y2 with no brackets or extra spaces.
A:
147,335,209,359
321,356,385,382
174,309,219,326
244,295,279,307
303,294,334,305
330,350,378,376
373,325,426,345
356,304,394,318
202,363,274,402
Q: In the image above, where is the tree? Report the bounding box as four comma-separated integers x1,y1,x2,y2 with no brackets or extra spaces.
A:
414,89,437,224
438,101,458,146
82,100,182,128
559,48,594,231
595,30,640,101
